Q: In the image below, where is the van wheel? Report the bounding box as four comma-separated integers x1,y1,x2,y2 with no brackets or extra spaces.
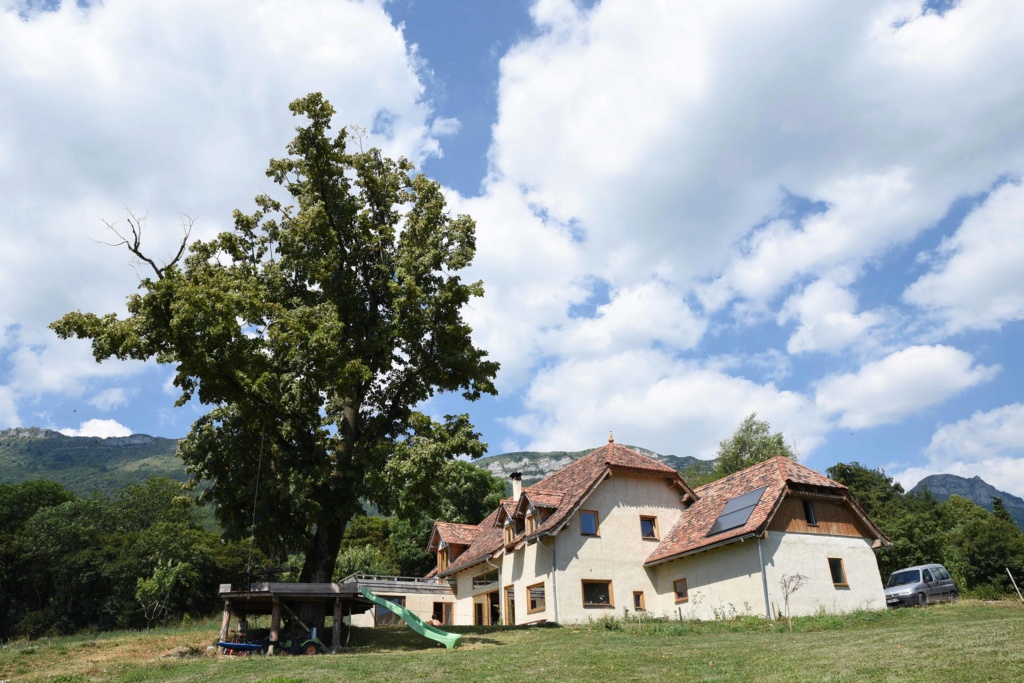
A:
950,591,959,603
917,592,928,607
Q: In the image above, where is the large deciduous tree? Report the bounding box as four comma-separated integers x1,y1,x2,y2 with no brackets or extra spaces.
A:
710,413,797,480
51,93,498,589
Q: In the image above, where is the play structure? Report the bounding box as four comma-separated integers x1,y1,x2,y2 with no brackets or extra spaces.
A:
217,577,462,653
358,586,463,649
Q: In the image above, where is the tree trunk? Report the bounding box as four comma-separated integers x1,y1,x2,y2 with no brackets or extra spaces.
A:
298,512,348,632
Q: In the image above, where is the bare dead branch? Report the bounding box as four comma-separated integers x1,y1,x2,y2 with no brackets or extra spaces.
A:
94,209,194,280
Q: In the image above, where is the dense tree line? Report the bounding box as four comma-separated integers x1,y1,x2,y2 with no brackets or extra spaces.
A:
0,477,255,639
828,462,1024,598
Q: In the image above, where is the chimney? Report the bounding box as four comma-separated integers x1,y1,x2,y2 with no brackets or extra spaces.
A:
510,471,523,502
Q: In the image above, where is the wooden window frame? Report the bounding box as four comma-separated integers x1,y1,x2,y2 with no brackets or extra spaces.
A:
437,546,450,572
828,557,848,587
580,509,600,537
504,523,515,546
640,515,659,540
473,569,499,589
581,579,614,608
633,591,645,611
803,499,818,526
504,584,516,625
527,581,546,614
526,512,538,535
673,578,689,604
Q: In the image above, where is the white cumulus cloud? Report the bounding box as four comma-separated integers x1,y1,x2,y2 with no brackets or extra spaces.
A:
904,181,1024,334
59,418,132,438
504,349,830,461
814,345,999,429
779,279,885,354
891,403,1024,499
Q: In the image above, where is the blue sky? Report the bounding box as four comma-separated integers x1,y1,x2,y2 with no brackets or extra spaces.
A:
1,0,1023,496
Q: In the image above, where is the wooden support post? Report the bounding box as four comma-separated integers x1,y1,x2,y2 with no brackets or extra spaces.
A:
219,600,231,643
332,599,342,653
268,599,282,655
1008,568,1024,604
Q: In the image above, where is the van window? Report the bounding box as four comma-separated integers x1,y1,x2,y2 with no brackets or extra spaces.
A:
887,570,920,587
934,567,950,581
922,569,933,582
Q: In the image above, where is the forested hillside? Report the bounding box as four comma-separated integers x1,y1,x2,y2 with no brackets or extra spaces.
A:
0,428,182,494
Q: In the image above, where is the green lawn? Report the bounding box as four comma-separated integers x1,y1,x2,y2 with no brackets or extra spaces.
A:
2,601,1022,682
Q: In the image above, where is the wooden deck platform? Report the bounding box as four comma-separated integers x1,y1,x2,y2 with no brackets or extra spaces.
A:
216,575,455,653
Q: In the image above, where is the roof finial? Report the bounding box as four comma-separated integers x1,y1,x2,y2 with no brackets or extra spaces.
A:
608,431,614,444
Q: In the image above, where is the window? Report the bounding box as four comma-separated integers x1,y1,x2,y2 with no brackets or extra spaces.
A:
437,547,450,571
504,524,515,546
473,570,499,589
640,515,659,540
527,582,546,614
581,580,614,607
580,510,600,536
673,578,688,603
922,568,933,583
633,591,645,611
829,558,847,587
505,585,516,626
526,512,538,535
803,499,818,526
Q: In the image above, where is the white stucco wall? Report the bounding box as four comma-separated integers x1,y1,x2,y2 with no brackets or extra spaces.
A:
760,532,886,617
651,537,768,620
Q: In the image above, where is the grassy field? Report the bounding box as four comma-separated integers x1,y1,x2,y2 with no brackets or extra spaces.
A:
2,601,1022,683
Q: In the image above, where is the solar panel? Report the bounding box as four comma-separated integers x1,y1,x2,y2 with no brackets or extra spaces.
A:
707,486,767,537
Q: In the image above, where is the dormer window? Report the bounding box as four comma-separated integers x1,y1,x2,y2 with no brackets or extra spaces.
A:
504,523,515,546
526,512,538,535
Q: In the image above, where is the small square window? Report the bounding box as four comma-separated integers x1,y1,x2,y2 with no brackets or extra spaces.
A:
640,515,659,540
803,500,818,526
828,558,847,587
673,578,688,603
580,510,600,536
582,580,613,607
633,591,645,611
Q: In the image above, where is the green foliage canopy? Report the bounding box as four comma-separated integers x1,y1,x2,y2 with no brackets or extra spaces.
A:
710,413,796,480
51,93,498,583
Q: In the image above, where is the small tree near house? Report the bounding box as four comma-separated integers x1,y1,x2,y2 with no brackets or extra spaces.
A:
779,573,807,632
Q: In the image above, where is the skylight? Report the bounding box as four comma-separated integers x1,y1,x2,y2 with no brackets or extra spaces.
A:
707,486,767,537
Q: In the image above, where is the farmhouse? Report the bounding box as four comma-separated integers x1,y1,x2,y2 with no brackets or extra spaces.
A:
422,436,889,625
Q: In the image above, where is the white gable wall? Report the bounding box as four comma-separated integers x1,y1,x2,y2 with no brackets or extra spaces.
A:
761,532,886,617
550,471,686,623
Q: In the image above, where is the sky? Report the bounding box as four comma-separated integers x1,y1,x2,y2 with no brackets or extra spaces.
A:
1,0,1023,496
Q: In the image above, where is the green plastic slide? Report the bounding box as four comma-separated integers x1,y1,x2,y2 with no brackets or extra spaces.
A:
358,586,463,650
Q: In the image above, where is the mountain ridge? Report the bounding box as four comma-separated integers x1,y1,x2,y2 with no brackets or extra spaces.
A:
910,473,1024,529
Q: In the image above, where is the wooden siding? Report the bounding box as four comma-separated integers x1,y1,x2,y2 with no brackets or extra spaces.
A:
767,495,871,537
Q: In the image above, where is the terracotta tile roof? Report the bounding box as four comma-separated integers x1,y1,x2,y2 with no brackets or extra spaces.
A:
438,508,504,577
434,522,481,546
522,489,564,509
645,456,848,565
